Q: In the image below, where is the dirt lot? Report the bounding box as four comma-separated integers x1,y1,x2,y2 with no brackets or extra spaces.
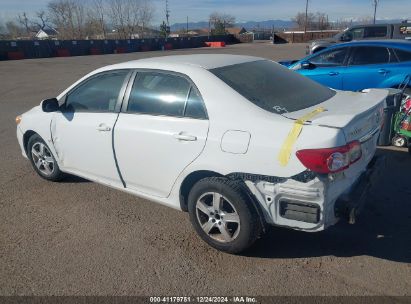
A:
0,41,410,296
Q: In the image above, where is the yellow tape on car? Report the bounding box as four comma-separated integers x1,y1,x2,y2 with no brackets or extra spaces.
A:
278,107,326,166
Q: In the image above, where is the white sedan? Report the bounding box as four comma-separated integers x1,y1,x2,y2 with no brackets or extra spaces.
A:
16,54,387,253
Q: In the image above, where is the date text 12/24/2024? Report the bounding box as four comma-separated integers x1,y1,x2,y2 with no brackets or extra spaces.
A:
149,297,258,303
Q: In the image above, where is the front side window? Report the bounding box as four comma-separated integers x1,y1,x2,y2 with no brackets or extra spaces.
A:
309,48,348,66
65,71,129,112
394,48,411,62
364,26,388,38
127,72,191,117
350,28,365,39
349,46,390,65
211,60,336,114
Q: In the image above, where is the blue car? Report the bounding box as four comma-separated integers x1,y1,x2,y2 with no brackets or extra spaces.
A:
281,40,411,94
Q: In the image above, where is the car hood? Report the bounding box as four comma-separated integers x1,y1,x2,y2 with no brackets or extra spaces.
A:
282,89,388,142
312,38,337,44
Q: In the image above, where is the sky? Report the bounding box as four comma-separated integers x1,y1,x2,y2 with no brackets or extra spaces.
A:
0,0,410,25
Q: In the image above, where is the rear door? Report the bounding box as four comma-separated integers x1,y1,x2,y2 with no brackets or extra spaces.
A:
299,47,348,89
342,46,393,91
114,70,209,198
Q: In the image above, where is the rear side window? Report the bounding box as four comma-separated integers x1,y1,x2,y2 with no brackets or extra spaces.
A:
127,72,206,119
310,48,347,66
364,26,388,38
394,48,411,62
349,47,390,65
210,60,336,114
65,71,129,112
185,87,207,119
128,72,190,117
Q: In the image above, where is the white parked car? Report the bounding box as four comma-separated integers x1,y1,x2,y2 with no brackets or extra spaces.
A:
16,54,386,253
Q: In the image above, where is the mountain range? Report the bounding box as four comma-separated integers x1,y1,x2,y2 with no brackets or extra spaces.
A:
169,19,408,31
170,20,295,31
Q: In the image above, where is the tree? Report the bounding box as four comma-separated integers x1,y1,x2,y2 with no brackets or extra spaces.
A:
33,10,50,30
86,0,108,38
315,12,330,30
160,20,169,38
47,0,87,39
292,11,331,31
138,0,154,38
209,12,235,35
107,0,155,39
0,22,8,39
6,21,23,39
292,12,315,30
17,12,31,35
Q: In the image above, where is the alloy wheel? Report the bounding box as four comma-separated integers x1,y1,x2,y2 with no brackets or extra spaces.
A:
31,142,55,176
196,192,241,243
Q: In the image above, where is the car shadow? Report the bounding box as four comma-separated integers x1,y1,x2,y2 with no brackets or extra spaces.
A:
60,174,91,183
244,147,411,263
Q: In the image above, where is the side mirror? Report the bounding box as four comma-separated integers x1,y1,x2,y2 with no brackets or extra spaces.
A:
41,98,59,112
301,61,316,70
340,33,352,42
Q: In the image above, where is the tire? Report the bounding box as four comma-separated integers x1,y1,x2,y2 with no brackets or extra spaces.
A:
27,134,64,181
188,177,262,254
392,135,406,147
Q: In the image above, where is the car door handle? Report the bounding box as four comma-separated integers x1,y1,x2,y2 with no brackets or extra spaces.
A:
328,72,339,76
96,124,111,132
173,132,197,141
378,69,390,74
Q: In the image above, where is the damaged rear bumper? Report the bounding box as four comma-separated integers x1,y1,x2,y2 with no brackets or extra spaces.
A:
244,155,385,232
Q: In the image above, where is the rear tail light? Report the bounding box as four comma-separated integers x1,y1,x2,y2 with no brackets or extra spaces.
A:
296,141,362,174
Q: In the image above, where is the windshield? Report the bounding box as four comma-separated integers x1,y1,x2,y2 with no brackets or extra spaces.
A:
210,60,336,114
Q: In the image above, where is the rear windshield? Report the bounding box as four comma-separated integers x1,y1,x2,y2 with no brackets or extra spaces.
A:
210,60,336,114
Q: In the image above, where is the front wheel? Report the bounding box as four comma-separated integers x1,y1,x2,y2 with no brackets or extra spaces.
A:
188,177,262,254
27,134,64,181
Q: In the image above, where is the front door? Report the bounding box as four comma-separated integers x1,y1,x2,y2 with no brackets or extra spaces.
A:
114,71,209,197
51,70,130,186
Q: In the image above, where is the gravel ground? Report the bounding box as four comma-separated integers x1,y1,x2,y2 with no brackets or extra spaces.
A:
0,41,410,296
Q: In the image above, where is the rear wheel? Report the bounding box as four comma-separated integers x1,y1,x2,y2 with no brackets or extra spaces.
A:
392,135,406,147
27,134,64,181
188,177,262,254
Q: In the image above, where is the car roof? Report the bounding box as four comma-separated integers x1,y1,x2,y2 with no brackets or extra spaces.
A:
330,39,411,49
103,54,261,71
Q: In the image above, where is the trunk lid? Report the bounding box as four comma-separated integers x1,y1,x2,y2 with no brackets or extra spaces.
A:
283,89,387,143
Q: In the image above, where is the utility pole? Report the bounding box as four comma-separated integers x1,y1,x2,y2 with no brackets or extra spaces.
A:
186,16,189,34
165,0,170,38
165,0,170,26
373,0,379,24
304,0,309,33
